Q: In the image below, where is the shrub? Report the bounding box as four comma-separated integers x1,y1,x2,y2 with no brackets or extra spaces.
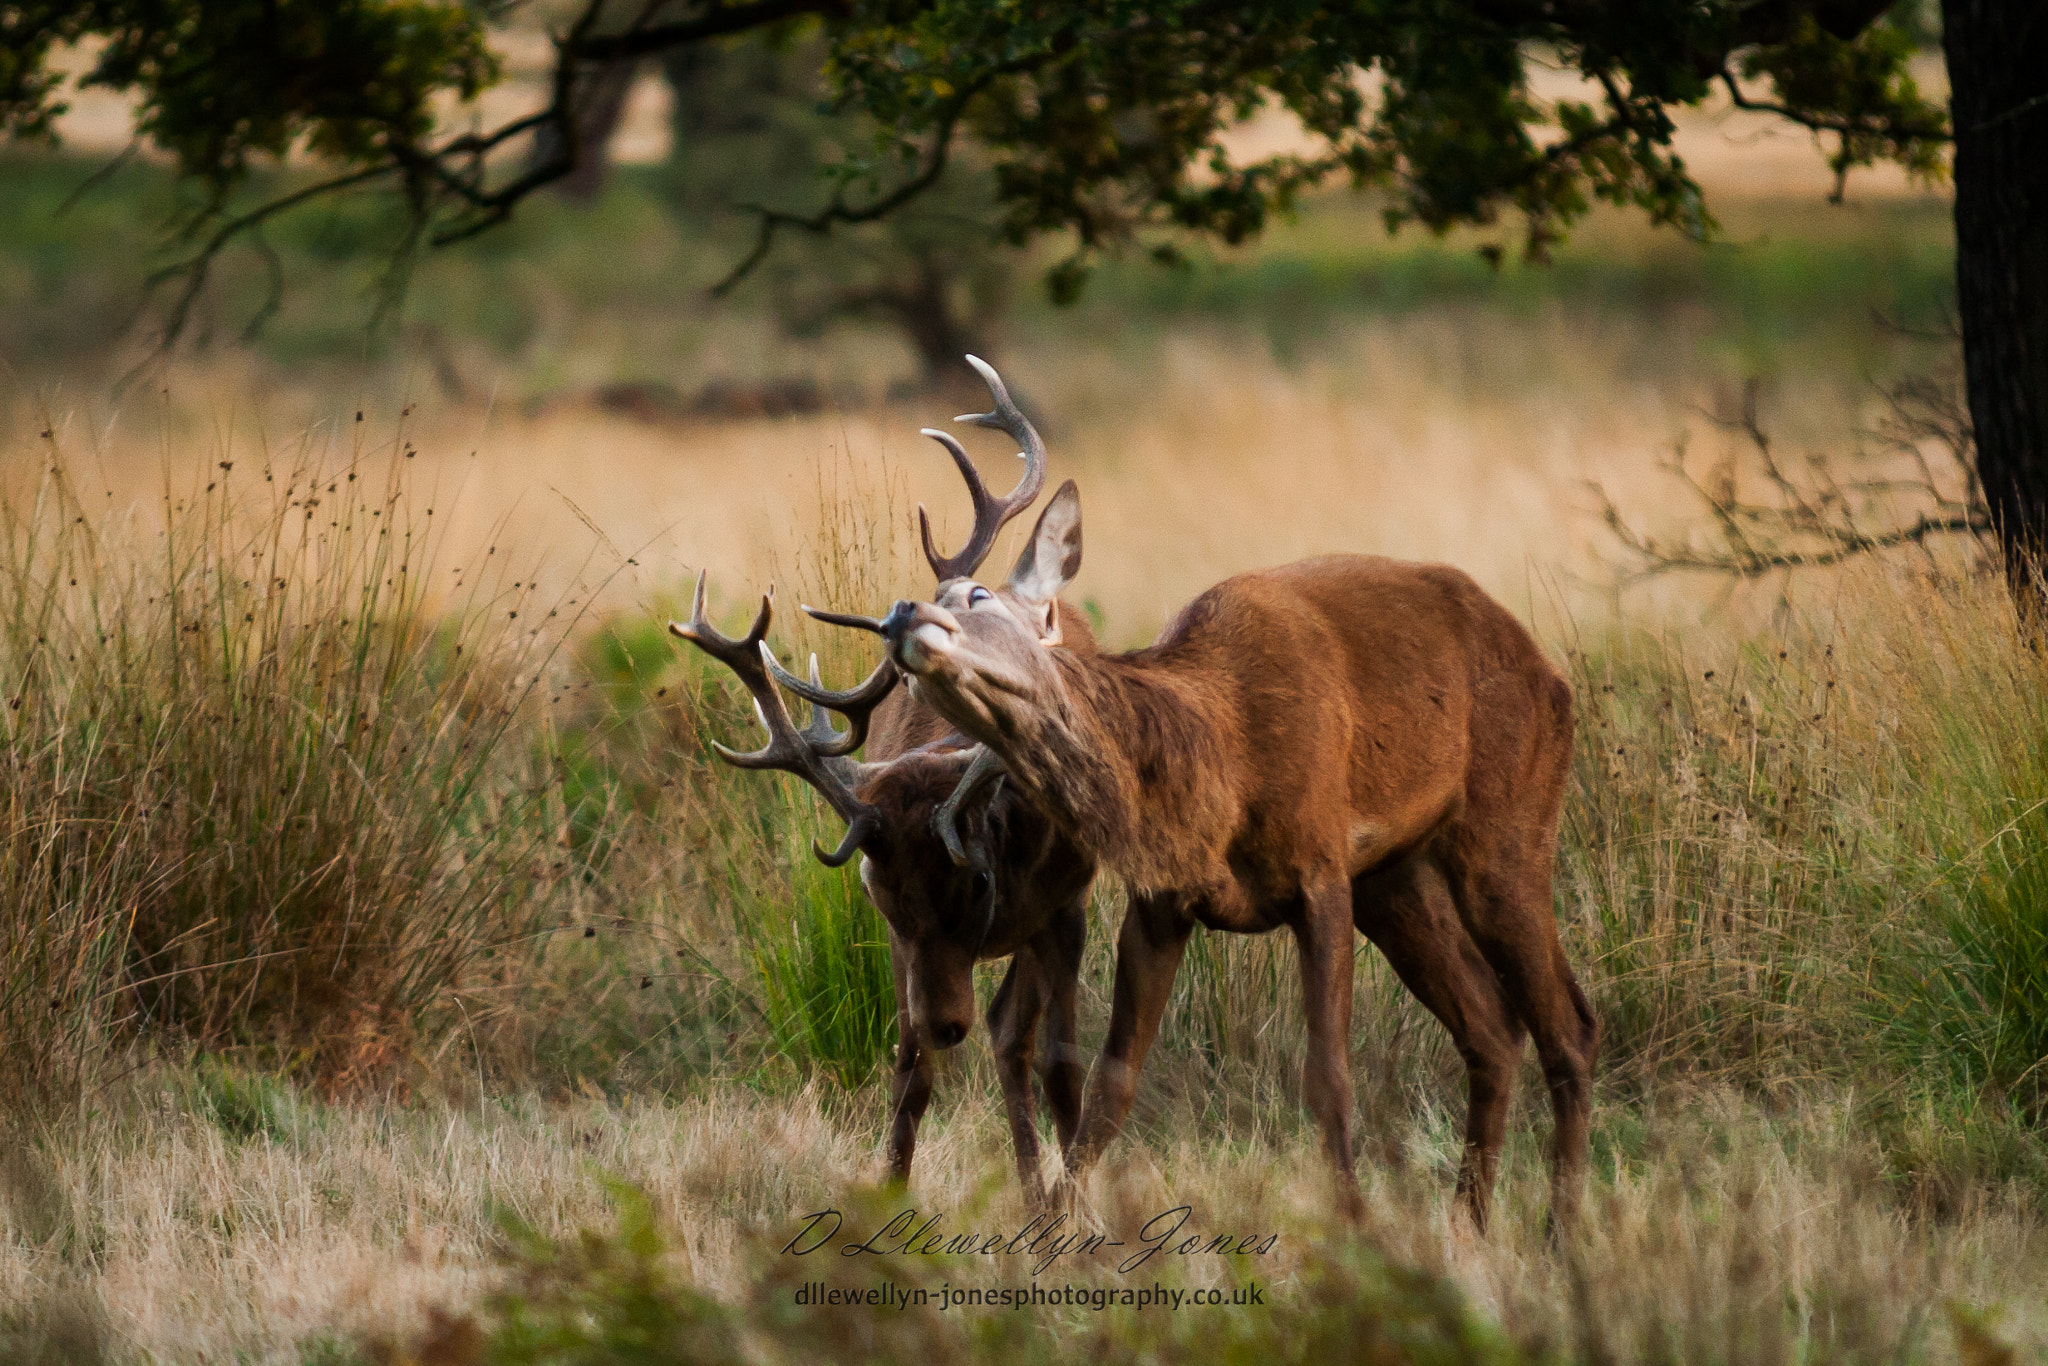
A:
0,421,574,1103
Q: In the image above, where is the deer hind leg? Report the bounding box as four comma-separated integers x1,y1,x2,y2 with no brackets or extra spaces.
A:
1061,892,1191,1189
1034,901,1088,1154
987,956,1052,1209
1352,854,1525,1232
886,933,937,1186
1446,847,1597,1229
1294,872,1365,1222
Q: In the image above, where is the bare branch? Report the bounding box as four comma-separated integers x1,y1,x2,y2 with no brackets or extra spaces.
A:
56,139,142,216
1592,371,1993,584
121,163,395,383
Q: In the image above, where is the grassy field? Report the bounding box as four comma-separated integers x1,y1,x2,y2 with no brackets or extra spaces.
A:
2,149,2043,1365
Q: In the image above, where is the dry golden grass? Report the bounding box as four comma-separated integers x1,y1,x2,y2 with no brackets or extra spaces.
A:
1,1071,2042,1364
5,315,1923,646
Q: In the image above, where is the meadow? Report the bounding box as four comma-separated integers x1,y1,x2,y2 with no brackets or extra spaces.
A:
1,146,2044,1365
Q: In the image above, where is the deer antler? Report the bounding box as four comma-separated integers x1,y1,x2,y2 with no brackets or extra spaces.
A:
784,355,1045,865
794,596,1010,872
917,354,1048,582
763,648,899,758
933,745,1006,871
800,604,896,637
669,571,895,867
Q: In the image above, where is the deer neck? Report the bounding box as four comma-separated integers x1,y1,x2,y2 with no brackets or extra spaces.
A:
980,650,1235,894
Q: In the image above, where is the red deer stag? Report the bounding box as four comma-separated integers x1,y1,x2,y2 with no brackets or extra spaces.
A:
803,401,1596,1229
669,359,1097,1209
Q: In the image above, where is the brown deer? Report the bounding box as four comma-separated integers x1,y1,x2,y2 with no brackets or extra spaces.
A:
669,359,1097,1209
802,379,1597,1229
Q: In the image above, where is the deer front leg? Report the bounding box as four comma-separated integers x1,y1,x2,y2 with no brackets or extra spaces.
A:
988,956,1053,1209
885,934,936,1185
1295,874,1363,1222
1036,901,1088,1153
1060,894,1191,1189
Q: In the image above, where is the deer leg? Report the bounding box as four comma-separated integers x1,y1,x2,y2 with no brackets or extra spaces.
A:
1061,893,1191,1187
1035,901,1088,1153
987,956,1052,1209
1294,874,1364,1221
1353,854,1525,1232
885,933,937,1185
1450,861,1598,1230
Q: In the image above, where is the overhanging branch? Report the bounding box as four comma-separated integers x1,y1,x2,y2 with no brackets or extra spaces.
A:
707,76,987,297
571,0,833,60
130,162,396,380
1718,65,1950,201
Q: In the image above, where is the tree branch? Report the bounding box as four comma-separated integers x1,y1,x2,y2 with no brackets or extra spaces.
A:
1718,67,1952,143
127,163,396,381
706,75,985,296
570,0,834,61
1591,374,1993,584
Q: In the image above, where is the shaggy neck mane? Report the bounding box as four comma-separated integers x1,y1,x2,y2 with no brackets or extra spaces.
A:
999,645,1235,893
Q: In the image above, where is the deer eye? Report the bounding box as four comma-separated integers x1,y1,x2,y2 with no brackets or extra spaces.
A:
968,586,993,606
970,871,992,901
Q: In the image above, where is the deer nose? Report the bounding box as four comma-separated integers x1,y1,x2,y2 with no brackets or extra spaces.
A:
880,599,920,641
928,1019,968,1049
882,600,963,673
882,599,960,640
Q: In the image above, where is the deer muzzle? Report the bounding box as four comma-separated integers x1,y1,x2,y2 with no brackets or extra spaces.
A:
881,599,963,674
907,938,977,1051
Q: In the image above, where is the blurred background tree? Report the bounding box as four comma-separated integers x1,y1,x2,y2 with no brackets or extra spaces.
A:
5,1,2039,599
657,31,1014,390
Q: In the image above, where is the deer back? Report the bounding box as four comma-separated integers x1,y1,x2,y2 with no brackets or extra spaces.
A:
877,545,1568,923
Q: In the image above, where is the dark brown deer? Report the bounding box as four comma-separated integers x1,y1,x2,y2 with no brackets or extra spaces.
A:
805,394,1596,1229
669,359,1097,1208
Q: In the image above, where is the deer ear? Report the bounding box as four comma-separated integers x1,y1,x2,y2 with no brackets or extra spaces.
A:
1005,480,1082,625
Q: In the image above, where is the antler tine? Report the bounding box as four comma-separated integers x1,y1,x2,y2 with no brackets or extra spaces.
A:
918,354,1050,582
669,569,772,665
667,571,882,863
763,647,901,759
933,745,1007,870
802,603,892,635
916,428,991,582
957,355,1046,475
667,578,804,770
815,813,877,868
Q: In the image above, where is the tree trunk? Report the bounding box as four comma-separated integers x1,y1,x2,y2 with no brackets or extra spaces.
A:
1942,0,2048,604
886,254,989,390
529,60,641,202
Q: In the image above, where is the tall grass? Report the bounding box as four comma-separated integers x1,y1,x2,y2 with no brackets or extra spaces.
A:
1552,568,2048,1176
503,449,919,1094
1877,587,2048,1122
725,785,895,1090
1559,622,1878,1089
0,412,577,1103
1924,817,2048,1119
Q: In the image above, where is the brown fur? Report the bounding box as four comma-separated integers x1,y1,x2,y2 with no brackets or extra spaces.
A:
882,531,1596,1230
680,357,1104,1209
853,608,1099,1210
674,575,1098,1210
